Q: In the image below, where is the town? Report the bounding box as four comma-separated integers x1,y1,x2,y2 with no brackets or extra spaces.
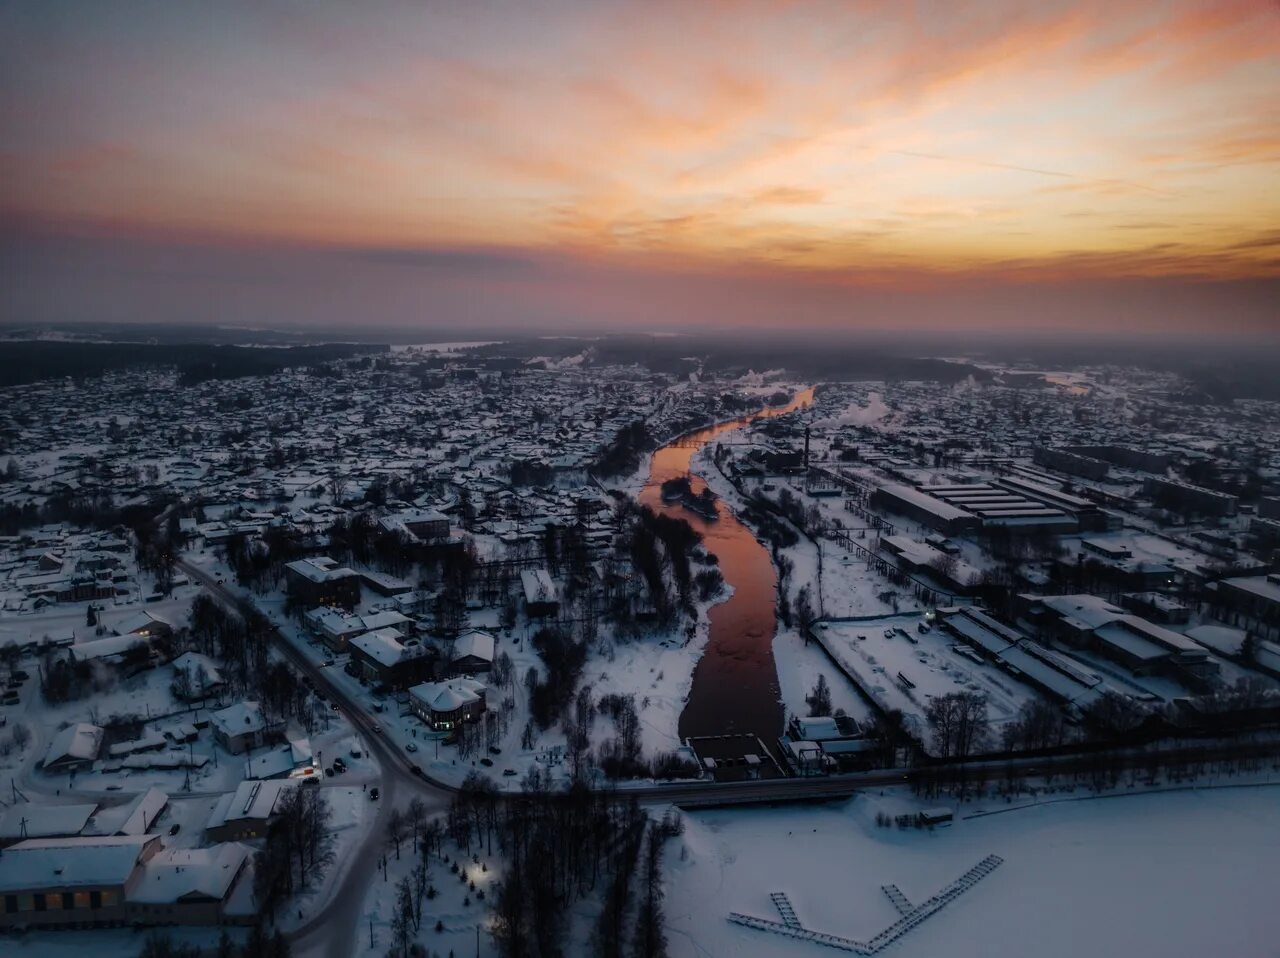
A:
0,334,1277,957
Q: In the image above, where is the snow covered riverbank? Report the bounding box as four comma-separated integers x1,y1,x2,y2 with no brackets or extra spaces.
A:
666,782,1280,958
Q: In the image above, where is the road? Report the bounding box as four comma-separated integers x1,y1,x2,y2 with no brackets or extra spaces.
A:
177,557,1280,951
178,558,451,957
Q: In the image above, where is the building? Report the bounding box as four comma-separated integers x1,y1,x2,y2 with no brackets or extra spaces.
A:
449,629,496,674
0,803,97,848
43,723,104,771
879,535,980,594
359,570,413,597
111,610,174,641
869,483,981,536
380,508,450,542
205,779,296,842
303,607,365,651
408,678,487,731
283,557,361,608
209,701,283,755
1017,594,1219,689
67,633,154,667
0,834,253,929
937,606,1109,710
127,842,253,926
115,788,169,837
348,628,432,689
1064,444,1171,474
0,834,161,929
1213,573,1280,643
170,651,224,701
520,568,560,617
1144,477,1238,518
1033,447,1110,482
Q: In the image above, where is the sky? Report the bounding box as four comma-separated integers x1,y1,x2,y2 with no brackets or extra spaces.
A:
2,0,1278,338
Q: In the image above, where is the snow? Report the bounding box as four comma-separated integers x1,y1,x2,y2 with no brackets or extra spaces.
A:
817,390,891,428
352,827,502,958
666,784,1280,958
771,628,874,725
813,616,1040,738
274,785,376,934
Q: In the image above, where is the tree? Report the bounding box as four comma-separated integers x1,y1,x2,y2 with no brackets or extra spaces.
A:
139,931,202,958
805,674,833,717
633,826,669,958
386,807,406,860
794,586,817,637
391,876,415,958
925,691,989,760
216,931,237,958
406,796,428,850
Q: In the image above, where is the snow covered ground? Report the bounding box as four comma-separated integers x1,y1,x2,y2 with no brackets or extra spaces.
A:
353,831,502,958
3,926,247,958
276,785,378,934
772,626,874,725
666,783,1280,958
817,615,1038,735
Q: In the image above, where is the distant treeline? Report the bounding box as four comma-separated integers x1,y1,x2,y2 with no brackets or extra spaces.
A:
0,340,387,388
471,333,987,382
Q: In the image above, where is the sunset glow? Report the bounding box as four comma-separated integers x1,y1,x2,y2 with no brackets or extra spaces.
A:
2,1,1277,332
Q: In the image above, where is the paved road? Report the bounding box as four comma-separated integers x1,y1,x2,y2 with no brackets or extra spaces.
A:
178,558,1280,951
178,559,450,957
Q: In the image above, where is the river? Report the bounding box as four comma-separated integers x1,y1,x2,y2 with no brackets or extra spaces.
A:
638,386,815,748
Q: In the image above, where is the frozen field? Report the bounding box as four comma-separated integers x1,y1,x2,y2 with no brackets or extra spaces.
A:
666,784,1280,958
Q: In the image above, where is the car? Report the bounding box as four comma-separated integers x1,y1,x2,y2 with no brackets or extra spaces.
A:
333,757,346,770
503,769,518,777
409,766,425,778
330,702,340,711
302,775,319,785
488,746,501,755
372,703,385,713
369,787,380,800
479,757,493,767
405,742,417,752
168,823,181,836
371,724,383,734
324,657,335,666
324,767,334,777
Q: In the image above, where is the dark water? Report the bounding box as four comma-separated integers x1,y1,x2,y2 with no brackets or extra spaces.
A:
638,387,815,746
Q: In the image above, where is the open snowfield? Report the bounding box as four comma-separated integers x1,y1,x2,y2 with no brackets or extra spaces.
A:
665,784,1280,958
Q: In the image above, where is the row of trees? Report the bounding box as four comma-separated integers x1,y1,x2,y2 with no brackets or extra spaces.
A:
252,786,336,920
138,927,290,958
441,773,679,958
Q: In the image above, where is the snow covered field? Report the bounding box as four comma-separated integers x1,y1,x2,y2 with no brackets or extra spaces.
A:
666,784,1280,958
